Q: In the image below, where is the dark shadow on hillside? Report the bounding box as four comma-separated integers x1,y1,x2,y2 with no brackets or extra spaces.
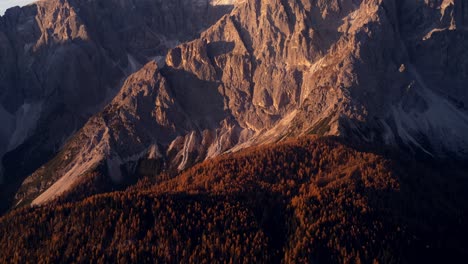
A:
160,41,236,128
0,1,235,215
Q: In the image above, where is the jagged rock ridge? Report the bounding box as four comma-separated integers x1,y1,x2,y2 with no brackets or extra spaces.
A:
0,0,236,210
11,0,468,206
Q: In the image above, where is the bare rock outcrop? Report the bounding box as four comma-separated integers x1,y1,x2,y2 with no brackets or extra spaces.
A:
11,0,468,206
0,0,236,211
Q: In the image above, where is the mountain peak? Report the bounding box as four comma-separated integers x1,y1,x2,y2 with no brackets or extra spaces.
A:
4,0,468,207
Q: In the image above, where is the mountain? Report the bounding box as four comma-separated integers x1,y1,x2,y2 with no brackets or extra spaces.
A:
1,0,468,262
10,0,468,208
1,137,467,263
0,0,235,211
0,1,35,15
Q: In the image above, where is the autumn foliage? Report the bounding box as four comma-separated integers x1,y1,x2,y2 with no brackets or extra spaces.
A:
1,137,467,263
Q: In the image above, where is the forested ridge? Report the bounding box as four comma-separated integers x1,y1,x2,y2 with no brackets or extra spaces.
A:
1,137,467,263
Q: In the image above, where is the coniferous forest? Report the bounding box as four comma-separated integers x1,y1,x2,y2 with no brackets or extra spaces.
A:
2,0,468,263
1,137,467,263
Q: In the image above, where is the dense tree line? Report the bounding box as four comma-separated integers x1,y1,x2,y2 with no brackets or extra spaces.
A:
1,137,467,263
0,193,272,263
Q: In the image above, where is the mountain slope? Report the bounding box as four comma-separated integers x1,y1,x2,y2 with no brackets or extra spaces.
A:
14,0,468,207
1,137,467,263
0,0,236,212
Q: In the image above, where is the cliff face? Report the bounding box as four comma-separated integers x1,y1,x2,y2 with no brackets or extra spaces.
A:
8,0,468,206
0,0,235,210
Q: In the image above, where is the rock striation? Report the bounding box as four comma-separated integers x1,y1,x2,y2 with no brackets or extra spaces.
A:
0,0,236,210
7,0,468,206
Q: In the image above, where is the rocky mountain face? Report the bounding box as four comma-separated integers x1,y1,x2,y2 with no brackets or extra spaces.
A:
0,0,236,211
5,0,468,207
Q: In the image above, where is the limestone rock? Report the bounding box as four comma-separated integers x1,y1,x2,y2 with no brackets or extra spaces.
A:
0,0,236,211
9,0,468,206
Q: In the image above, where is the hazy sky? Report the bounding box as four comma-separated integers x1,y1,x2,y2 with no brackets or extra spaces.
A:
0,0,36,15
